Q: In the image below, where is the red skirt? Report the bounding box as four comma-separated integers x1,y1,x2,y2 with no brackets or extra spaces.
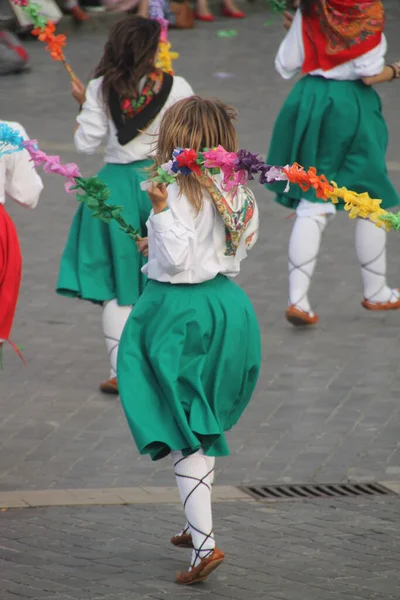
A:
0,205,22,342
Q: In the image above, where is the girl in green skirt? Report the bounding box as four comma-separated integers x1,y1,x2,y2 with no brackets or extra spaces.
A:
56,16,193,392
117,97,261,584
266,0,400,327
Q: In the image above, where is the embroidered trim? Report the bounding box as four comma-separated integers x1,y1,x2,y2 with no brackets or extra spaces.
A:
316,0,384,56
120,71,164,119
245,231,256,249
200,176,255,256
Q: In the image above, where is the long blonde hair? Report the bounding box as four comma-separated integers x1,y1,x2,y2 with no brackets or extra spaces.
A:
152,96,239,211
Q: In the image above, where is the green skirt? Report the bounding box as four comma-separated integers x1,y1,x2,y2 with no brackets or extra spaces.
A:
117,275,261,461
266,76,400,211
56,160,152,305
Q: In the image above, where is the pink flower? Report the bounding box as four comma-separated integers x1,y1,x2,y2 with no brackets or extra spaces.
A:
203,145,241,190
203,145,237,170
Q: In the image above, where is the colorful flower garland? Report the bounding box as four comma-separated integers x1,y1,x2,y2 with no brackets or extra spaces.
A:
10,0,179,81
149,0,179,75
11,0,76,80
1,125,399,233
0,123,141,241
269,0,286,13
149,146,400,231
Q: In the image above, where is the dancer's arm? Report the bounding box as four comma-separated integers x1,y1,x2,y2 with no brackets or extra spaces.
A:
74,79,108,154
146,183,196,276
275,9,304,79
5,124,43,208
353,36,398,86
362,62,400,86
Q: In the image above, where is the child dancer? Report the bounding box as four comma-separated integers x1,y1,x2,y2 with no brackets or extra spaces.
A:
117,97,261,584
266,0,400,326
0,121,43,355
57,16,193,394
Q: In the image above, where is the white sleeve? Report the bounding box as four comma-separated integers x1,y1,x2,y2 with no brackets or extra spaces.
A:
169,76,194,102
5,124,43,208
275,9,304,79
352,35,387,78
148,208,196,276
74,78,108,154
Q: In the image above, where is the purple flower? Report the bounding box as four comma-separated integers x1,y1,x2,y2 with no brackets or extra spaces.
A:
234,149,265,180
259,164,274,184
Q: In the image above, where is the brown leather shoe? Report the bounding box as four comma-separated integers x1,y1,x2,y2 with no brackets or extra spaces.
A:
362,290,400,311
171,530,193,548
99,377,119,394
176,548,225,585
285,305,319,326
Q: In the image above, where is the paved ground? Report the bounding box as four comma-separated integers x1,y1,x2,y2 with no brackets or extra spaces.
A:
1,3,400,599
2,498,400,600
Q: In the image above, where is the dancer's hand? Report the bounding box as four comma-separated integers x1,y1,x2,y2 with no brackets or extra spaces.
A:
71,77,86,106
283,10,294,30
137,237,149,257
148,183,168,213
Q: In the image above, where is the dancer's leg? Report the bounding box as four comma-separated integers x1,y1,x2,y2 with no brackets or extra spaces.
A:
172,455,215,545
172,450,215,568
355,218,400,306
102,299,132,380
286,200,334,324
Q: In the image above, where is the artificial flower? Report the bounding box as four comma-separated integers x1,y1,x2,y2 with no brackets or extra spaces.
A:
176,148,202,176
284,163,310,192
234,149,265,180
306,167,334,199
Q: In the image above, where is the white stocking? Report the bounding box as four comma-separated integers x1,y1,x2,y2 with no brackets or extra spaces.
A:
172,450,216,568
288,202,331,314
102,299,132,379
355,218,399,303
178,455,215,539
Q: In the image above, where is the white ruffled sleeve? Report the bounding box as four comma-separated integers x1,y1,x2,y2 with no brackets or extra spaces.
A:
146,188,197,277
352,35,387,78
74,77,108,154
275,10,304,80
5,123,43,208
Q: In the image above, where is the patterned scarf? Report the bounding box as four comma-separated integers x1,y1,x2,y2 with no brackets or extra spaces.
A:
302,0,384,73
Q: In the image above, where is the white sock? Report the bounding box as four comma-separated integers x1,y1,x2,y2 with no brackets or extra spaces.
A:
288,213,328,314
355,218,399,304
102,299,132,379
172,450,216,568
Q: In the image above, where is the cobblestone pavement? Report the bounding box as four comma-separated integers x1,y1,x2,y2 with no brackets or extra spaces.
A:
1,3,400,598
1,4,400,489
1,497,400,600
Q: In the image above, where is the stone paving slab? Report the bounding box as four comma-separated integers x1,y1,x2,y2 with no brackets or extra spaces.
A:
0,485,250,508
1,497,400,599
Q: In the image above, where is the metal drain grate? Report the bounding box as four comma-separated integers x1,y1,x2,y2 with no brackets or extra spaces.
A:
240,482,397,502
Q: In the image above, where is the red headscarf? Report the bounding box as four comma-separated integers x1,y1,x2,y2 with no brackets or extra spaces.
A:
302,0,384,73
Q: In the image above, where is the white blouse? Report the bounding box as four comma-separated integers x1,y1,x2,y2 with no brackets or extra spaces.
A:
143,174,259,284
0,121,43,207
75,76,194,163
276,9,387,80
